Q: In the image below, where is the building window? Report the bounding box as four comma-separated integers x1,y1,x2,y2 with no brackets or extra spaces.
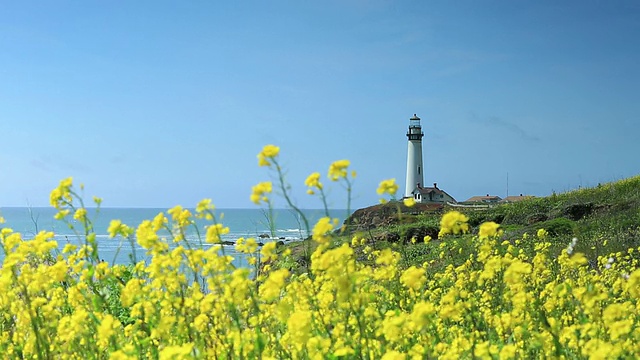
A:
418,166,421,174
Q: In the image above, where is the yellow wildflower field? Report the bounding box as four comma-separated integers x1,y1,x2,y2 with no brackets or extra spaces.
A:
0,146,638,359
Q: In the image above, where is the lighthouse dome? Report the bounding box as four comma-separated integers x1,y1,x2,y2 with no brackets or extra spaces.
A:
410,114,420,121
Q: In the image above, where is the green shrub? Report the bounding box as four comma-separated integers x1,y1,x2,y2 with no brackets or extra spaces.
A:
541,217,575,237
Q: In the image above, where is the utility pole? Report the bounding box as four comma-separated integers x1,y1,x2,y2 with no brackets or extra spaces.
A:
506,172,509,198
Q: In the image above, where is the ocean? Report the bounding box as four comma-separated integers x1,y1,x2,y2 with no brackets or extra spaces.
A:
0,207,348,267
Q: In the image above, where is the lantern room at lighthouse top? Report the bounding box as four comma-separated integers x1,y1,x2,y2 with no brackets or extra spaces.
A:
407,114,424,140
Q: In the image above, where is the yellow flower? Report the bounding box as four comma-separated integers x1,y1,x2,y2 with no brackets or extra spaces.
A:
328,159,350,181
499,344,516,359
438,211,469,237
108,220,133,238
602,303,633,340
97,314,120,349
260,269,289,301
568,253,589,267
312,217,335,244
135,220,163,251
63,243,77,253
537,228,548,239
411,301,436,327
582,339,617,360
380,311,407,343
193,314,209,332
334,347,355,356
205,223,230,244
152,212,168,231
196,198,214,214
54,209,70,220
504,260,532,285
244,237,259,253
351,236,360,247
627,268,640,298
73,208,87,221
400,266,425,291
261,144,280,157
159,343,194,360
60,177,72,188
260,241,278,262
305,172,323,190
377,178,398,196
50,177,73,208
250,181,273,204
168,205,193,227
403,197,416,207
257,144,280,167
479,221,501,238
287,310,313,349
377,178,399,204
381,350,406,360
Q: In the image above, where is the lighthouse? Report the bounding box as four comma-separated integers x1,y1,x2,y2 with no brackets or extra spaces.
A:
405,114,424,197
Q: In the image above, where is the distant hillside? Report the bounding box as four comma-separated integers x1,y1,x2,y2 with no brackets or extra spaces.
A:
469,175,640,227
345,175,640,254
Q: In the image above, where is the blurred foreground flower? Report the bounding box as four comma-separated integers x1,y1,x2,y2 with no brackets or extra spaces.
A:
328,160,350,181
438,211,469,237
377,178,399,203
258,144,280,167
403,197,416,207
305,172,323,195
250,181,273,204
479,221,501,239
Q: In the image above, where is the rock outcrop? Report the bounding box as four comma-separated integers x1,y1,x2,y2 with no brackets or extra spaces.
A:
343,201,443,233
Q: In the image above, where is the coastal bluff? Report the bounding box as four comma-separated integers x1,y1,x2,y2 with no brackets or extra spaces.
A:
343,201,443,233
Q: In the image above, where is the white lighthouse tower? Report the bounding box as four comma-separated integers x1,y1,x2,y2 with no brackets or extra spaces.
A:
405,114,424,197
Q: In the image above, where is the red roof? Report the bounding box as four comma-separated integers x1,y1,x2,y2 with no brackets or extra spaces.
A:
411,185,457,203
464,195,502,202
413,187,445,195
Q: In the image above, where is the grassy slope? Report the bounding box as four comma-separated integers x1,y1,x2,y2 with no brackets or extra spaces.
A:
277,175,640,273
468,175,640,255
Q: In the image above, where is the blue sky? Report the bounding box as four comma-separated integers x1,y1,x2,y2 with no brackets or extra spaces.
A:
1,1,638,209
